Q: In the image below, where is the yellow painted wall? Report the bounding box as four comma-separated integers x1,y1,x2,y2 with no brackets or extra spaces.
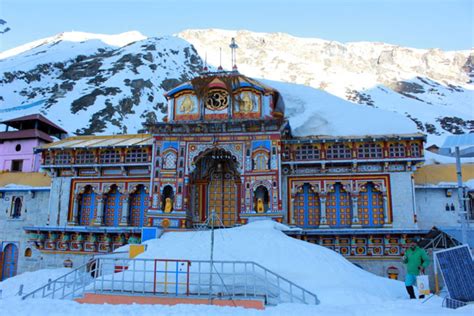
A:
0,172,51,187
414,164,474,185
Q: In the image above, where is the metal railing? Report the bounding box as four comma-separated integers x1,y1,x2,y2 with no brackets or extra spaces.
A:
23,257,319,305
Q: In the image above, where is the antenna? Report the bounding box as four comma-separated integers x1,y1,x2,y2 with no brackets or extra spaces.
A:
218,48,223,71
203,52,208,72
229,37,238,71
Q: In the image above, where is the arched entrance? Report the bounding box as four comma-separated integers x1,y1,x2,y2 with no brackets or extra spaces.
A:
130,185,149,227
190,148,241,227
79,185,96,226
104,185,123,227
1,243,19,280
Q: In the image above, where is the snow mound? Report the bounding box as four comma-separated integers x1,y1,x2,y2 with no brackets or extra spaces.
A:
266,79,418,137
137,220,406,305
0,268,71,299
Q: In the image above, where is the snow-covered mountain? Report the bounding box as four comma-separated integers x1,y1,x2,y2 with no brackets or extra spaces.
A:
179,29,473,147
0,31,202,134
0,29,472,147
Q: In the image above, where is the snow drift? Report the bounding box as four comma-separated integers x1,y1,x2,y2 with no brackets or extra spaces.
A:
129,220,406,305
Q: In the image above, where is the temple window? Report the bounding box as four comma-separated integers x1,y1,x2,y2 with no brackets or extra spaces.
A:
76,150,95,164
326,144,352,159
100,149,121,164
254,152,269,170
162,151,177,169
389,143,406,158
44,152,53,165
296,144,320,160
411,143,421,157
125,148,148,163
55,152,72,165
357,143,382,159
254,186,269,213
24,248,32,257
11,196,22,219
162,185,174,212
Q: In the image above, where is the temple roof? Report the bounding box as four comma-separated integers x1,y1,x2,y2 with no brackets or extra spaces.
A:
40,134,153,150
164,71,285,116
0,129,54,142
1,114,67,136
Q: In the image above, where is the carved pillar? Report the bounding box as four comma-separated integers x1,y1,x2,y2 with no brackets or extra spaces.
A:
94,194,105,226
320,194,328,227
351,194,361,227
383,194,389,225
71,194,81,225
120,193,130,226
152,193,159,209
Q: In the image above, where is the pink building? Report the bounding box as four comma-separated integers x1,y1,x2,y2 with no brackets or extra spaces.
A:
0,114,67,172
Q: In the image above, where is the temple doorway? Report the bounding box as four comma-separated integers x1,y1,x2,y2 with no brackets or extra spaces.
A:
190,148,241,227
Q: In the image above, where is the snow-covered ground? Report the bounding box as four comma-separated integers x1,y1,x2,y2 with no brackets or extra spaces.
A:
0,221,472,315
0,267,70,299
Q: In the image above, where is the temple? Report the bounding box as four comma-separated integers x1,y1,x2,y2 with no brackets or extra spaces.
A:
6,67,469,282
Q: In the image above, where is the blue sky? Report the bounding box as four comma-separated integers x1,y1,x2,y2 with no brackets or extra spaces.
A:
1,0,472,51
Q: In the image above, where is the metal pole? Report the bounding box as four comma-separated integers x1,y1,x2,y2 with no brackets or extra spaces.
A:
455,146,468,245
209,209,215,304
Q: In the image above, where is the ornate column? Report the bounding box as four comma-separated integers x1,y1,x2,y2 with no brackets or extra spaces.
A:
319,194,328,227
152,193,159,209
120,193,130,226
70,194,81,225
93,194,105,226
382,193,389,226
351,194,361,227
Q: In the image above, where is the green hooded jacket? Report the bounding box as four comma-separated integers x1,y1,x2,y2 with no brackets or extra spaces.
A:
403,246,430,275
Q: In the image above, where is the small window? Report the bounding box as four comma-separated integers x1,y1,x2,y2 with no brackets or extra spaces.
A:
43,152,53,165
55,152,72,165
24,248,32,257
125,148,148,163
100,149,121,164
389,143,406,158
296,145,320,160
326,144,351,159
162,151,177,169
11,196,22,218
15,144,22,152
76,151,95,164
358,143,382,159
11,160,23,172
411,143,421,157
253,152,269,170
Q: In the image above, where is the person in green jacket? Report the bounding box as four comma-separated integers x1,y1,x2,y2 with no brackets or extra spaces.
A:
402,237,430,299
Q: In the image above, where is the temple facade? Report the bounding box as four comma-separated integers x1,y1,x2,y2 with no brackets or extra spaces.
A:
5,70,434,280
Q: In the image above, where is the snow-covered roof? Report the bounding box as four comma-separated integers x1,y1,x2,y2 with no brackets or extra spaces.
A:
264,79,421,137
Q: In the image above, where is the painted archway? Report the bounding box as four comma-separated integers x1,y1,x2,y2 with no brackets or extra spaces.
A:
358,182,384,227
326,183,352,228
293,183,321,228
1,243,19,281
190,148,241,227
130,184,149,227
79,185,97,226
104,185,123,227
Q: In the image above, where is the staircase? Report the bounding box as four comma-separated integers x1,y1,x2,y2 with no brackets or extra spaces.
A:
22,257,320,306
